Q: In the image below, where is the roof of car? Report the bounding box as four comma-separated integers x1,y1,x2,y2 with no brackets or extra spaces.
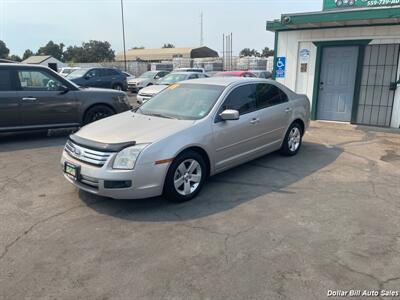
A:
215,71,253,76
0,63,51,68
180,76,263,87
169,71,202,75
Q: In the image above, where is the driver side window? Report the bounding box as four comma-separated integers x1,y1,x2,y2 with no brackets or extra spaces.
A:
18,70,63,91
215,84,256,122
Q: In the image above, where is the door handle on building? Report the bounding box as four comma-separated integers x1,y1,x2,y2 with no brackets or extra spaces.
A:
250,118,260,124
22,97,37,101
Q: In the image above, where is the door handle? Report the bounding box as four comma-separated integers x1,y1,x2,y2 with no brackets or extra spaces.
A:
22,97,37,101
285,107,292,113
250,118,260,124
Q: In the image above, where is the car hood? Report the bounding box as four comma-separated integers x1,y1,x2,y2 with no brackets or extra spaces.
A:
74,111,194,146
139,84,168,95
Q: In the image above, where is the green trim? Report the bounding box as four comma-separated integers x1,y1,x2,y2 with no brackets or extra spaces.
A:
313,39,371,47
266,7,400,32
351,45,366,123
311,47,322,120
272,32,279,80
311,39,371,120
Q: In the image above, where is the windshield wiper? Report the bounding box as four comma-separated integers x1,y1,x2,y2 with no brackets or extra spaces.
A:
147,112,177,119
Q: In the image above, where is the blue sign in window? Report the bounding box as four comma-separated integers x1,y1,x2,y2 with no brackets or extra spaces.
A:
276,57,286,78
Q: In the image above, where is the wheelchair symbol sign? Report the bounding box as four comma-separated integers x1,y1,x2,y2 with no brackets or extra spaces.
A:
276,57,286,78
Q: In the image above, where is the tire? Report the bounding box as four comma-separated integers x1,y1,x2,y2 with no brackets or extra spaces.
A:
113,83,123,91
163,150,207,202
280,122,303,156
83,105,115,125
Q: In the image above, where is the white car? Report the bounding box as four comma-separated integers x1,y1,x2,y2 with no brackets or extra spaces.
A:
59,67,80,77
137,72,208,104
174,68,205,73
127,71,169,92
122,71,135,82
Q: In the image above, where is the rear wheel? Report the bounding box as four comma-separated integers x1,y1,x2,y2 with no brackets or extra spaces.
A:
83,105,115,125
280,122,303,156
164,151,206,202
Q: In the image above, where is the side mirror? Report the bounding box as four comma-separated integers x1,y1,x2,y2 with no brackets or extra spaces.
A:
219,109,239,121
154,75,160,79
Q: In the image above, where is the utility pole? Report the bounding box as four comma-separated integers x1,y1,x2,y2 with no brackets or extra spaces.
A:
120,0,127,71
200,12,204,46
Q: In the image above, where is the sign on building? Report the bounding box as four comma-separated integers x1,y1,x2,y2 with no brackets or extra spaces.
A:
323,0,400,10
276,57,286,78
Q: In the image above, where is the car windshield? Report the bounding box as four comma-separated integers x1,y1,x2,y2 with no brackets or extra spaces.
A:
66,69,88,79
138,83,224,120
139,71,157,79
158,74,188,85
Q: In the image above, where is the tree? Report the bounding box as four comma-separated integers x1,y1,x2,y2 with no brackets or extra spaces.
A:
22,49,34,60
131,46,145,49
162,43,175,48
239,48,260,57
261,47,274,57
0,40,10,59
37,41,65,61
8,55,22,62
64,40,115,63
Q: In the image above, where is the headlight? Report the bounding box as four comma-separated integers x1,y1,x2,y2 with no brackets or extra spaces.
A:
113,144,148,170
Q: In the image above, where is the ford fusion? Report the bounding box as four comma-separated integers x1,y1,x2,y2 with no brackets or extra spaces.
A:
61,77,310,202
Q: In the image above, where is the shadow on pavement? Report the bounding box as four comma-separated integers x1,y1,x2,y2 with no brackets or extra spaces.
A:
80,141,342,222
0,129,75,152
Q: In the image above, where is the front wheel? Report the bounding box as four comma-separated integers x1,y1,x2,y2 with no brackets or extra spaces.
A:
83,105,115,125
163,151,206,202
280,122,303,156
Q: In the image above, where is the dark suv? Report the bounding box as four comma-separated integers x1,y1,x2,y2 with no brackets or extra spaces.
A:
0,64,131,132
67,67,128,91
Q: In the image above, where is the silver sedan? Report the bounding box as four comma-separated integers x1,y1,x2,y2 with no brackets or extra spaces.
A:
61,77,310,202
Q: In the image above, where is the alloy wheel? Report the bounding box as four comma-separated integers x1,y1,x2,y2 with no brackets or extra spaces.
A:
173,159,202,196
288,127,301,152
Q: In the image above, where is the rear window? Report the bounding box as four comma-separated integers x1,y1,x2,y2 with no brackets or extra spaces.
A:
0,70,12,91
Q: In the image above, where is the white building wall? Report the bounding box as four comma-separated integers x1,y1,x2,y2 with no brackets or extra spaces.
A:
276,25,400,128
39,57,65,69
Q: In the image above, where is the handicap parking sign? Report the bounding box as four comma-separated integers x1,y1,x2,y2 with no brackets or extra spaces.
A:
276,57,286,78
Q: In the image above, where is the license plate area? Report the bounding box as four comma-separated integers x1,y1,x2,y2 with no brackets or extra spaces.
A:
64,162,80,181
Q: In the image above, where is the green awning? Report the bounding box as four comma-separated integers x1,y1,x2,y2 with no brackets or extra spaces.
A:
267,7,400,32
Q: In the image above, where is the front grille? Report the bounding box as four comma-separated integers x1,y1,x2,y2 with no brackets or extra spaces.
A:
65,140,113,167
80,174,99,188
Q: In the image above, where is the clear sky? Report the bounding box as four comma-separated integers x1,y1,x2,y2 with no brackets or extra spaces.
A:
1,0,322,57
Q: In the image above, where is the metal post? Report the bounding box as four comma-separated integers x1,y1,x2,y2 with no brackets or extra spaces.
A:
222,34,225,71
120,0,127,71
230,33,233,71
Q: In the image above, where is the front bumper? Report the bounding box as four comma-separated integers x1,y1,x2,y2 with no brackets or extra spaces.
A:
61,150,170,199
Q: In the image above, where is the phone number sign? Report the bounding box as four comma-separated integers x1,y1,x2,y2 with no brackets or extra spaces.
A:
323,0,400,10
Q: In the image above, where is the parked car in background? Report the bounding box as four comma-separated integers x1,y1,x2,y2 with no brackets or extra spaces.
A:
122,71,135,81
61,77,310,202
67,67,128,91
205,71,219,77
174,68,205,73
137,72,208,104
127,70,170,92
0,64,131,132
214,71,257,77
59,67,80,77
249,70,272,79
